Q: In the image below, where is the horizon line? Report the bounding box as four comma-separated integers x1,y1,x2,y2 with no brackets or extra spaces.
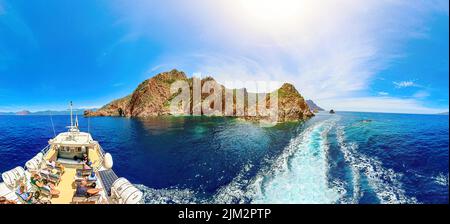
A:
1,109,448,116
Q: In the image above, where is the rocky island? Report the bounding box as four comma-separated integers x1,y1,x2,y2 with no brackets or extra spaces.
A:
306,100,325,112
84,69,314,122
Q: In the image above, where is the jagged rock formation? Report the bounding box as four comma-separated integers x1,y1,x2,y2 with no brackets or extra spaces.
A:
306,100,325,112
275,83,314,121
84,69,314,122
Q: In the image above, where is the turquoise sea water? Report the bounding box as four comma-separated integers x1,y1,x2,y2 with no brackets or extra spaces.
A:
0,112,448,204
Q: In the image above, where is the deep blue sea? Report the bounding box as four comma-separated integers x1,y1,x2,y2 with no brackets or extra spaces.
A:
0,112,448,204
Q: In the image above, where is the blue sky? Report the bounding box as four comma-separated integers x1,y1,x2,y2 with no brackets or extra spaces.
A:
0,0,448,113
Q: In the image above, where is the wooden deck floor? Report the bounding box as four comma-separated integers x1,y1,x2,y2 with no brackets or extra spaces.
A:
50,167,76,204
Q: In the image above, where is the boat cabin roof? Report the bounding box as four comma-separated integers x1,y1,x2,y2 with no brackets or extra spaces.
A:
48,131,94,146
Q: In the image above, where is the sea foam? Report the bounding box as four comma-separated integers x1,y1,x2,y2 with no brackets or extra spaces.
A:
250,118,343,203
336,126,418,204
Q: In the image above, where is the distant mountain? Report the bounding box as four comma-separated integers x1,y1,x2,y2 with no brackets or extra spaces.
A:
0,112,15,115
31,109,90,115
16,110,31,115
437,111,449,115
0,109,95,116
306,100,324,111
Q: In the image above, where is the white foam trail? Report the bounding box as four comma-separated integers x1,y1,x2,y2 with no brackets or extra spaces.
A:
432,172,449,187
336,127,418,204
135,184,201,204
212,163,255,204
136,163,260,204
250,118,344,204
335,128,361,204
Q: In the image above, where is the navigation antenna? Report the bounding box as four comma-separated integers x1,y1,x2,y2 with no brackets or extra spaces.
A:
75,114,79,129
70,101,73,128
50,111,56,137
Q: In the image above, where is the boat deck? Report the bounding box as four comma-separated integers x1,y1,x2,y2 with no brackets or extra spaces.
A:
47,146,103,204
0,117,143,204
51,167,76,204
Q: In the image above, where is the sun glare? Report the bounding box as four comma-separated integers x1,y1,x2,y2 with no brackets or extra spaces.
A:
236,0,304,29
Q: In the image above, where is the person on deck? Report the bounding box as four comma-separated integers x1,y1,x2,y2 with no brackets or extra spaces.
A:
87,172,97,182
0,196,16,204
47,159,56,168
55,161,65,174
16,184,33,203
76,180,102,197
82,153,92,169
31,173,60,197
31,173,45,188
44,183,60,197
75,180,89,197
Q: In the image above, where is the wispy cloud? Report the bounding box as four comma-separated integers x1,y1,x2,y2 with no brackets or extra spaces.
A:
0,0,38,72
75,105,100,110
393,80,418,88
320,96,445,114
0,1,36,44
413,90,430,99
111,0,448,113
378,91,389,96
112,82,124,87
0,104,101,113
149,64,168,73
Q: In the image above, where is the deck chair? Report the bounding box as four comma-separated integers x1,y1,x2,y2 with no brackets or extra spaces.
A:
40,171,61,185
76,168,93,177
15,188,34,204
71,193,101,204
46,165,64,174
29,181,52,200
74,177,97,187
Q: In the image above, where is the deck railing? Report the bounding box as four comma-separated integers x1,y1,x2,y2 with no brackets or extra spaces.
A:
98,144,106,156
94,144,106,171
40,145,51,156
22,143,106,172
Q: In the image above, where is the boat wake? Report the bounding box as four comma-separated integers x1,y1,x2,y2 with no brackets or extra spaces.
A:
135,184,201,204
336,126,418,204
249,118,344,203
136,117,417,204
432,172,449,187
